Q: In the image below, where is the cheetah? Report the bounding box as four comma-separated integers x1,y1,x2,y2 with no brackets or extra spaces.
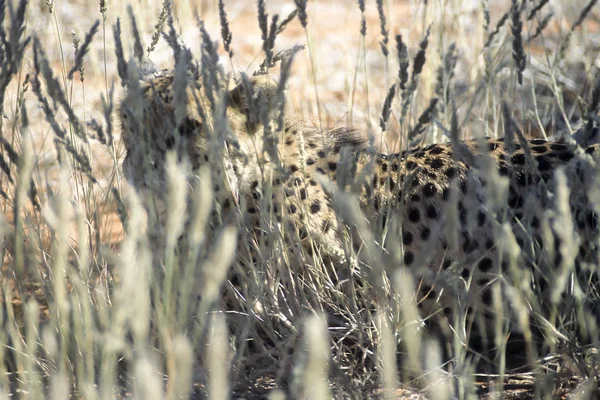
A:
120,66,600,358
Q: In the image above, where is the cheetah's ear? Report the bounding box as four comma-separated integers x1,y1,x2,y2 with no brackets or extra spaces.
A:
228,74,278,112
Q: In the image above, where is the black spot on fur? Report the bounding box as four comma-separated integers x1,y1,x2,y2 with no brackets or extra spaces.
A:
299,188,307,200
586,211,598,230
442,188,450,201
445,167,457,179
477,211,487,227
426,157,445,170
429,145,445,155
402,231,413,245
310,200,321,214
290,165,299,173
478,257,493,272
423,183,437,197
299,228,308,240
426,205,438,220
408,208,420,222
508,195,522,209
165,137,175,149
388,179,396,191
420,227,431,241
306,158,316,166
585,146,596,155
537,156,552,171
317,150,326,158
557,151,574,163
288,204,297,214
554,252,563,267
442,259,452,270
406,161,417,170
511,153,525,165
404,251,414,265
461,268,470,279
550,143,568,151
531,145,548,154
328,162,337,171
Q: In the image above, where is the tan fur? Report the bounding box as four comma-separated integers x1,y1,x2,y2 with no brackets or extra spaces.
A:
120,72,600,324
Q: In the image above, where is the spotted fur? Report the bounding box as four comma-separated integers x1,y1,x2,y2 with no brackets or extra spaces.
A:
120,71,600,343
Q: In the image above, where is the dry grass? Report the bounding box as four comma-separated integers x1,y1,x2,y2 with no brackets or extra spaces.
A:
0,0,599,398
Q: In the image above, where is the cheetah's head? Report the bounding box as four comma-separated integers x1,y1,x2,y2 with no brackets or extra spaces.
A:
119,67,279,197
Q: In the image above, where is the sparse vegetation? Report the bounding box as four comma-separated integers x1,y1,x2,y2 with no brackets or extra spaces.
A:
0,0,599,399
